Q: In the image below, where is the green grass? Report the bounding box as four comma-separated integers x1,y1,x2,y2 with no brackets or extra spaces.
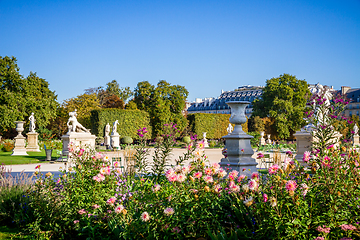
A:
0,225,30,240
0,150,61,165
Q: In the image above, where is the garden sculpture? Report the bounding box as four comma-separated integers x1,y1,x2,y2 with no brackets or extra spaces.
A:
354,123,359,136
29,112,36,133
67,109,89,133
112,120,119,135
105,123,110,137
227,123,233,133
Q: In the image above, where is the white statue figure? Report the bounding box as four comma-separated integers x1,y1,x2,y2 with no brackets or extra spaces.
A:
203,132,207,139
354,124,359,136
314,84,332,125
105,123,110,137
112,120,119,135
29,112,36,133
227,123,233,133
67,109,89,133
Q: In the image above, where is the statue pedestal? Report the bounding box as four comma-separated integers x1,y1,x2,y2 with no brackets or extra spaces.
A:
26,132,40,152
111,133,120,150
203,139,209,148
12,135,28,156
294,131,312,166
219,101,257,177
61,132,97,156
353,135,359,147
104,135,110,148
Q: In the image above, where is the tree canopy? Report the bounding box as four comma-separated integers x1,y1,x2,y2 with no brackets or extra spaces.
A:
0,56,58,137
252,74,310,139
134,80,188,137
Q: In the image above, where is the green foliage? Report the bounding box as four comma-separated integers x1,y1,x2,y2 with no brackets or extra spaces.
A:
90,108,152,140
248,115,265,132
252,74,310,139
247,131,260,147
0,56,58,138
106,80,133,103
1,140,14,152
187,113,247,139
133,80,188,137
182,136,191,143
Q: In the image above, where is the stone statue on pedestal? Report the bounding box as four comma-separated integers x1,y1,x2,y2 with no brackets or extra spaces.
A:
227,123,233,134
29,113,36,133
67,109,89,133
354,124,359,136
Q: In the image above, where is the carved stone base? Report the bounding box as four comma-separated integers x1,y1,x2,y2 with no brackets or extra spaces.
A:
294,131,312,166
26,132,40,152
12,135,28,156
61,132,97,156
111,133,120,149
353,135,359,147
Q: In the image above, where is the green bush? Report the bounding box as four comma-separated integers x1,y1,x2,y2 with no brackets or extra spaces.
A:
90,109,152,140
182,136,191,143
2,140,14,152
121,136,133,144
187,113,248,139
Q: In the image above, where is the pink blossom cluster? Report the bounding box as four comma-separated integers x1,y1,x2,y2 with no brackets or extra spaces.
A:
340,224,357,231
268,164,280,174
316,225,331,233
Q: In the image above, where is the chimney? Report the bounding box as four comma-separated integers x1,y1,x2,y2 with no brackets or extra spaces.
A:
341,86,351,95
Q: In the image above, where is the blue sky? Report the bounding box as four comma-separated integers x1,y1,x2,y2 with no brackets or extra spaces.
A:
1,0,359,103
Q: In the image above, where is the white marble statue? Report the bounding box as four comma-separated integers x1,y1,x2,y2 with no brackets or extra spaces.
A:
314,84,332,125
67,109,89,133
105,123,110,137
227,123,233,133
203,132,207,139
29,112,36,133
354,124,359,136
112,120,119,135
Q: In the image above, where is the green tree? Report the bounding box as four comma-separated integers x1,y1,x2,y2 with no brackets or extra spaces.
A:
106,80,133,103
0,56,58,137
134,80,188,137
252,74,310,139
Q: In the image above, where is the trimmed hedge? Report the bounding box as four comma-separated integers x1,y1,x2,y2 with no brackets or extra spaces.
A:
187,113,248,140
90,109,152,140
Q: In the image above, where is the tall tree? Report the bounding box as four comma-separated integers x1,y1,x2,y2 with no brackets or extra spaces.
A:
133,80,188,137
252,74,310,139
106,80,133,103
0,56,58,137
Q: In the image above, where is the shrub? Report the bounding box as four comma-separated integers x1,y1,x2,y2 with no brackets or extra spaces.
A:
2,140,14,152
121,136,133,144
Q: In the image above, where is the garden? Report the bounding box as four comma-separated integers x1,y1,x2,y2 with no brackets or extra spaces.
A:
0,90,360,240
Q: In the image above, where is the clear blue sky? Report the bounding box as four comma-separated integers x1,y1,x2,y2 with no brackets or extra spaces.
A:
1,0,359,103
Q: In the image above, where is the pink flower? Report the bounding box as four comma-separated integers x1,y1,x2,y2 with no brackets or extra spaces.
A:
314,237,324,240
164,207,175,216
326,144,334,149
78,149,85,156
100,167,111,175
204,168,213,175
300,183,309,196
115,205,125,214
340,224,357,231
251,172,259,180
74,220,79,224
165,169,175,178
285,180,297,192
78,209,87,215
141,211,150,222
316,225,331,233
193,171,202,179
212,163,220,169
203,175,214,183
263,193,268,202
95,152,103,159
228,170,239,181
237,175,246,182
167,174,178,182
229,184,240,193
92,204,100,209
217,169,227,178
35,164,41,169
176,174,186,183
196,141,205,149
106,197,117,206
268,164,280,174
321,156,331,168
214,184,222,193
303,151,311,163
248,179,258,191
152,184,161,192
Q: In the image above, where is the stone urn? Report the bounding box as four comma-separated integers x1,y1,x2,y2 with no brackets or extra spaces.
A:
15,121,25,137
219,101,257,176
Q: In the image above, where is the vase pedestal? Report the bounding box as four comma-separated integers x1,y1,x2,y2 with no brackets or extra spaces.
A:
26,132,40,152
219,101,257,177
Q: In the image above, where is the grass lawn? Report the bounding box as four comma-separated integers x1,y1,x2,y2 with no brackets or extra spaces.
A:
0,150,61,165
0,226,30,240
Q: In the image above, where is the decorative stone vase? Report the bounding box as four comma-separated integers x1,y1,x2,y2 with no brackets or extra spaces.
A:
15,121,25,137
227,101,248,135
219,101,257,177
45,149,53,161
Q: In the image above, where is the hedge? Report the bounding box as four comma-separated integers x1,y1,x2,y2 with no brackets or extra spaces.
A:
90,109,152,140
187,113,248,139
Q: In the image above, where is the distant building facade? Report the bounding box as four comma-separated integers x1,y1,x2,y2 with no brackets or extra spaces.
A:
187,85,264,118
339,86,360,117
